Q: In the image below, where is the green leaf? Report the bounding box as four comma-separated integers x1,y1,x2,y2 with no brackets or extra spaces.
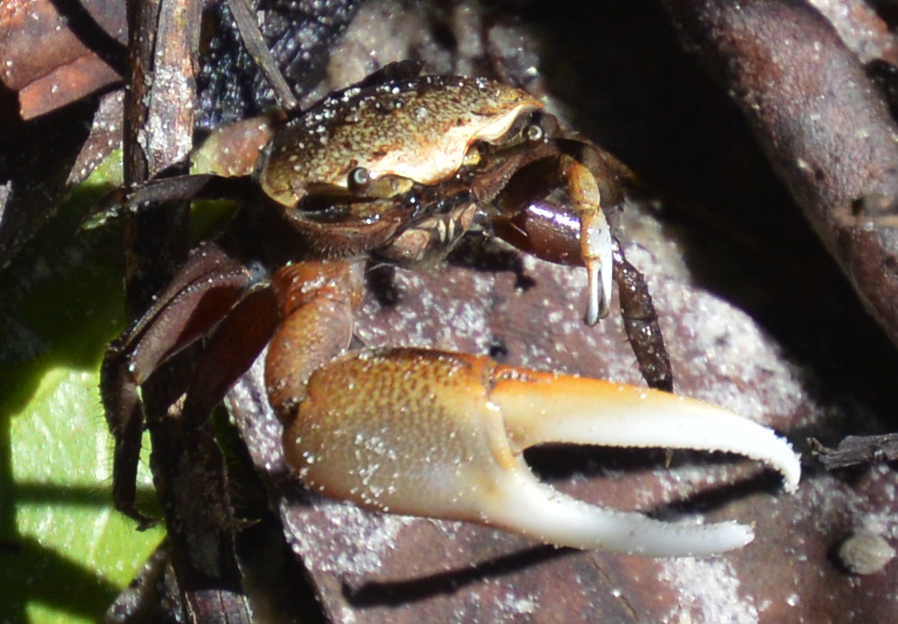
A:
0,162,164,624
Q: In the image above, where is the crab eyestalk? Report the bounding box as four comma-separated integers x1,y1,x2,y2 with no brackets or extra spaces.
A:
282,348,800,557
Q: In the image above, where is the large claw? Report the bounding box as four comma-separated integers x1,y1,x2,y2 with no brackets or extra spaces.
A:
282,348,800,557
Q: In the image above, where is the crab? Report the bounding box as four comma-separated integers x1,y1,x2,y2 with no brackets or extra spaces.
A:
101,62,800,558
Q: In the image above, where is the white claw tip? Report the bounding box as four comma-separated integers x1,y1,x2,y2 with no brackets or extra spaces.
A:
584,259,611,326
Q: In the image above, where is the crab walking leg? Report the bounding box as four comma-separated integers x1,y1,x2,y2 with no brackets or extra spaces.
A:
565,157,613,325
282,348,800,556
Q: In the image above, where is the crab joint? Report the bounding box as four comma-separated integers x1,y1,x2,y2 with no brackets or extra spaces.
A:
283,348,800,557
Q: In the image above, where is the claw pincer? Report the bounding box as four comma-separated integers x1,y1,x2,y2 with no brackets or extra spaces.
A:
269,261,800,557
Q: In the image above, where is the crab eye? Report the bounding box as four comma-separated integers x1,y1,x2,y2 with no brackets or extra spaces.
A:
348,166,371,190
524,123,544,143
462,146,482,167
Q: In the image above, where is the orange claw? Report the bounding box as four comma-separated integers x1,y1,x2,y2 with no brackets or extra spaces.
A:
282,348,800,557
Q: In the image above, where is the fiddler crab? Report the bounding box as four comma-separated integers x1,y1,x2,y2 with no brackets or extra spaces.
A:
102,62,800,557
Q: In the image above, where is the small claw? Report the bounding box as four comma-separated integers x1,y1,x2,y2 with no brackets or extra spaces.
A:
283,349,800,557
565,159,612,325
583,233,613,324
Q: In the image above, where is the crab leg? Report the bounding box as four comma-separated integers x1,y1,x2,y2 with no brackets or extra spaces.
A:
280,348,800,557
